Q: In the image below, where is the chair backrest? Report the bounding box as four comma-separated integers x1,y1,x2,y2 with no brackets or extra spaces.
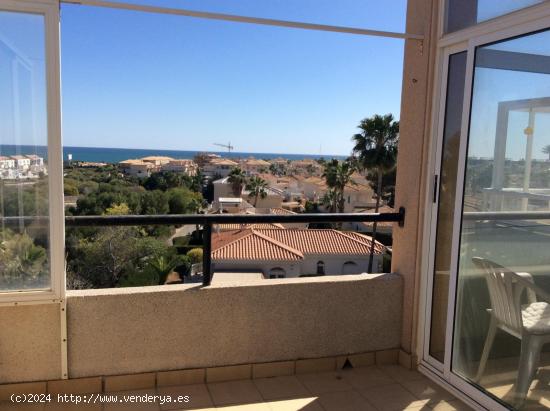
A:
472,257,524,332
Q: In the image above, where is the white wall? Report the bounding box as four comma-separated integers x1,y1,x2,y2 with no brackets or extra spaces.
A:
66,275,403,378
213,254,383,278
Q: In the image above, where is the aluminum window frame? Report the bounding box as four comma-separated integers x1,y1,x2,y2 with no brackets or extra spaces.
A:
0,0,64,303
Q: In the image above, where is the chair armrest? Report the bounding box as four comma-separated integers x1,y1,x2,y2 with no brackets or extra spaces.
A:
514,273,550,304
517,272,534,282
516,272,536,303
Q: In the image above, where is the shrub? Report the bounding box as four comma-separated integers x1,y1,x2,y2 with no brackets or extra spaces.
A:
186,248,203,264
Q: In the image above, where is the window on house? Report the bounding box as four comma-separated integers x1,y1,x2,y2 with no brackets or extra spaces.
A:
269,267,286,278
316,261,325,275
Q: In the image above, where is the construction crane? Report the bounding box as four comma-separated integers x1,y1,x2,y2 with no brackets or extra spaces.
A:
213,142,234,153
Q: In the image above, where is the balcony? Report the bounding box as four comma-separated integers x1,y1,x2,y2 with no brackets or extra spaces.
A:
5,0,550,410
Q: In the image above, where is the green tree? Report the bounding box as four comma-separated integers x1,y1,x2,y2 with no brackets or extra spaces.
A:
64,179,79,196
67,226,169,288
140,190,169,215
167,188,202,214
228,167,247,196
246,176,268,207
105,203,130,216
322,189,338,213
0,230,48,289
322,159,355,213
352,113,399,272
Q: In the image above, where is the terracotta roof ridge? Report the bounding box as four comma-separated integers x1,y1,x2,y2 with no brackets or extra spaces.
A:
336,230,385,250
250,229,304,258
212,230,255,254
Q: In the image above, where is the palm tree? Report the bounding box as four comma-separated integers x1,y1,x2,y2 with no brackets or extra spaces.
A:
246,176,268,207
543,145,550,161
227,167,247,196
146,255,181,285
321,188,338,213
352,113,399,272
322,159,355,213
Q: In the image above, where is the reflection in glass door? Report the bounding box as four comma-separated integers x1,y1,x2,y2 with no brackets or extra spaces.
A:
453,29,550,410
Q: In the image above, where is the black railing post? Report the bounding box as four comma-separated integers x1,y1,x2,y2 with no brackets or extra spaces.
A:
202,222,212,286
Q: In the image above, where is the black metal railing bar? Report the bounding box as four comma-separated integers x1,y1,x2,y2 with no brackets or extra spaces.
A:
2,207,405,286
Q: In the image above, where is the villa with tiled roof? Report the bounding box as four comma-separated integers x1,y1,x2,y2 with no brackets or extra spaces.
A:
211,228,385,279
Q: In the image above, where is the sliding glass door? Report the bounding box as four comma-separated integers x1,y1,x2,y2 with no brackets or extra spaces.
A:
453,29,550,410
425,8,550,410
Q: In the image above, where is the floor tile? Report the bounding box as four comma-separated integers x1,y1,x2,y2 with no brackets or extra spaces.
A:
207,380,263,406
317,389,376,411
401,379,455,404
157,384,212,410
266,397,323,411
359,383,430,411
44,402,102,411
340,366,395,390
215,402,271,410
253,376,309,401
378,365,427,384
296,372,352,395
0,401,46,411
429,399,473,411
102,389,160,411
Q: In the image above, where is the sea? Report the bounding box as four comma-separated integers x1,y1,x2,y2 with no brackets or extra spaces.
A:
0,145,344,163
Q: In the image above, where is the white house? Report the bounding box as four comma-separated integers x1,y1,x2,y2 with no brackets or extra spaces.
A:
202,158,239,179
11,155,31,170
161,159,198,176
0,156,15,169
212,228,385,279
239,157,271,175
119,159,154,178
25,154,44,167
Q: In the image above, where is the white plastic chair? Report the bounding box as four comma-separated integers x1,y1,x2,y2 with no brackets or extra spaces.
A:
472,257,550,407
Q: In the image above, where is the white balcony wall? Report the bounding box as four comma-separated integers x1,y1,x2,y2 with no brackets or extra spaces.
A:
64,275,402,378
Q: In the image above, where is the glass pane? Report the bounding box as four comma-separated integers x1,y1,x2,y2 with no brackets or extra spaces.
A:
446,0,545,33
429,51,467,363
60,4,403,289
96,0,407,33
0,11,50,291
453,30,550,409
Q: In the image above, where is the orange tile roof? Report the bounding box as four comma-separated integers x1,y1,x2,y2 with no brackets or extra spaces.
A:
337,231,387,254
212,230,303,261
255,229,385,255
270,208,297,215
212,228,385,262
216,223,284,231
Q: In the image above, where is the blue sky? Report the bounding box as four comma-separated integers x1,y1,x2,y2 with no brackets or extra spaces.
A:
58,1,407,156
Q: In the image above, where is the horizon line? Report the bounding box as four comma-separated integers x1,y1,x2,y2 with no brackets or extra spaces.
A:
0,143,348,159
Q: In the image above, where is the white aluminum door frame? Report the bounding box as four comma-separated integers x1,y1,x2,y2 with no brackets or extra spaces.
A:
420,41,468,373
0,0,64,303
420,6,550,410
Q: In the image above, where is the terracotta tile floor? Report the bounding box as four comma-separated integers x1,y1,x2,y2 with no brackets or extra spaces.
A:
0,366,472,411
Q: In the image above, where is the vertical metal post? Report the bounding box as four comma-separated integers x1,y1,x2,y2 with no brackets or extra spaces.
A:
202,222,212,286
